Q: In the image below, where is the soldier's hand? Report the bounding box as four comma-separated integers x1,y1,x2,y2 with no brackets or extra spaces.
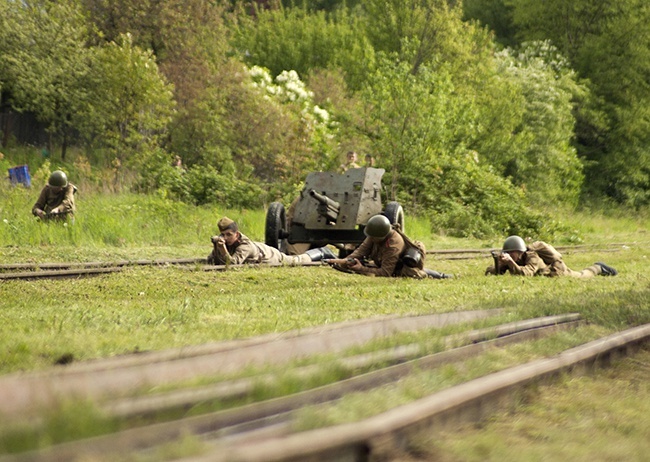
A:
35,209,45,219
346,258,362,271
499,253,514,264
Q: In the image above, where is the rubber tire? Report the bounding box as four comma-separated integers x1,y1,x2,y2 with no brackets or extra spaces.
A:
384,201,405,233
265,202,287,250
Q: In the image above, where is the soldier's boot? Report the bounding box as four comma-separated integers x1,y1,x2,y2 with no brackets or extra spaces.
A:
595,262,618,276
425,269,454,279
305,247,337,262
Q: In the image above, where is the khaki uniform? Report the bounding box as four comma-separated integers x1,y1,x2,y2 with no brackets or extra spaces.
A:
32,184,77,219
209,233,311,266
347,230,405,277
338,161,361,173
487,241,602,278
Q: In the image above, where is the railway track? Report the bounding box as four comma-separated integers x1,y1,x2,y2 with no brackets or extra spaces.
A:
0,310,502,417
3,313,648,462
0,243,628,280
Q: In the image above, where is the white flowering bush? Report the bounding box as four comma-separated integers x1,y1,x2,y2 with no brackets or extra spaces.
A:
248,66,333,126
247,65,337,179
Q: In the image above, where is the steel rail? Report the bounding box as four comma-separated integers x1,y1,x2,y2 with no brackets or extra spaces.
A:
0,261,327,280
103,314,581,420
0,310,501,417
0,257,204,272
200,323,650,462
0,242,632,279
0,316,581,462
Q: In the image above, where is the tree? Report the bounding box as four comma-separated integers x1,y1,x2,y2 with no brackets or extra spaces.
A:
0,0,91,159
230,4,376,91
504,0,650,206
80,33,175,164
492,41,585,207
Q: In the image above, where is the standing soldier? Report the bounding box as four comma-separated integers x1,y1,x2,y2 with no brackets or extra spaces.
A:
338,151,361,173
324,214,451,279
486,235,618,277
207,217,337,266
32,170,77,221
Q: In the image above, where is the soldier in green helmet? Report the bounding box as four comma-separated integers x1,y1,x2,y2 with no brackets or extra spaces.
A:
324,214,452,279
32,170,77,221
486,235,618,277
207,216,337,266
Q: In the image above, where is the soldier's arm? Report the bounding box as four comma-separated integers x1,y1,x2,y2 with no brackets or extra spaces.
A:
210,236,231,265
32,187,48,217
55,185,76,213
507,252,543,276
356,246,400,277
355,237,402,277
228,241,257,265
347,239,372,261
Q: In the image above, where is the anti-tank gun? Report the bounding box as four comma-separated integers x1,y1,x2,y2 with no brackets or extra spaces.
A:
308,189,340,223
265,167,405,256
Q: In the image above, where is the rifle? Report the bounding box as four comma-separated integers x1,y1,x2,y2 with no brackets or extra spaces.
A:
490,250,508,275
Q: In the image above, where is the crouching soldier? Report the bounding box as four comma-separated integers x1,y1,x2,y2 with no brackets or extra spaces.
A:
486,235,618,277
324,214,452,279
207,216,337,266
32,170,77,221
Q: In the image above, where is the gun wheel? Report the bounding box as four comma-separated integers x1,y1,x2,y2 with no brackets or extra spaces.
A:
384,201,405,233
265,202,287,250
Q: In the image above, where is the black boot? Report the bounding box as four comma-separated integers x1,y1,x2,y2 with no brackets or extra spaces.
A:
425,269,453,279
305,247,337,262
596,262,618,276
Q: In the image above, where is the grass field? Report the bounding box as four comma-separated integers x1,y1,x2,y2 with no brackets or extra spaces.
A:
1,184,649,458
1,185,649,374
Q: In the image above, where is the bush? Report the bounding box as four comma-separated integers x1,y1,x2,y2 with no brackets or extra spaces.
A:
401,152,563,239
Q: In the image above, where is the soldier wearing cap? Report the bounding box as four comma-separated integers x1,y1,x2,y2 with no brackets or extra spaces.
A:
207,216,337,266
486,235,618,277
32,170,77,221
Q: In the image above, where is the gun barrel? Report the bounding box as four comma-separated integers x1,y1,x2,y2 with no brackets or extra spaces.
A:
309,189,340,222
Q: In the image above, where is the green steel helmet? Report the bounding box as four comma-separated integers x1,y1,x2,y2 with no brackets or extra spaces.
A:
364,214,392,239
502,235,527,252
48,170,68,188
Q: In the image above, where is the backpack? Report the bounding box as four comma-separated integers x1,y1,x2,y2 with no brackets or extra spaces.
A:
391,224,428,279
528,241,563,265
392,223,426,269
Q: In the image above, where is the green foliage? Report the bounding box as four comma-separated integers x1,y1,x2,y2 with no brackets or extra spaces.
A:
502,0,650,207
462,0,517,47
359,45,555,237
3,0,650,227
412,153,559,239
0,0,91,158
135,149,267,208
81,33,176,163
494,41,585,207
231,4,376,90
183,166,267,208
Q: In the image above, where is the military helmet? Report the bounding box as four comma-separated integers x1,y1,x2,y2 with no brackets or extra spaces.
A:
502,235,527,252
364,214,392,239
48,170,68,188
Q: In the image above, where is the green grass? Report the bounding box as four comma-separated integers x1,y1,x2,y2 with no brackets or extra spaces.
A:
291,326,613,431
0,188,649,458
418,346,650,462
1,187,649,374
